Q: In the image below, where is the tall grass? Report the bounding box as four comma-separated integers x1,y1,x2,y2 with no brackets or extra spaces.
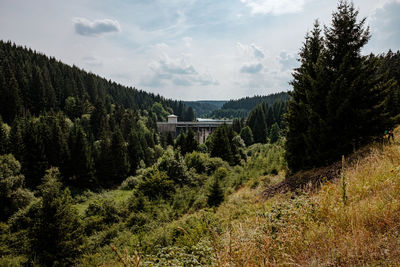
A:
213,127,400,266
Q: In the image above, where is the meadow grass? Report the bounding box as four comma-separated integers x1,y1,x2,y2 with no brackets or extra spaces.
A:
212,127,400,266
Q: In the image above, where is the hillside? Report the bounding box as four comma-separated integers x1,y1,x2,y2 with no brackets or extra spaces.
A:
0,40,192,124
183,100,227,117
207,92,289,119
103,126,400,266
209,126,400,265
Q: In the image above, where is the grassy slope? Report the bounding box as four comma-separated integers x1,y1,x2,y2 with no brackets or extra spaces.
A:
79,130,400,266
212,126,400,266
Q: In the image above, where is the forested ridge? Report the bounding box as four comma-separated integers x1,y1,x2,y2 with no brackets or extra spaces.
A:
0,40,198,190
1,0,400,265
206,92,289,119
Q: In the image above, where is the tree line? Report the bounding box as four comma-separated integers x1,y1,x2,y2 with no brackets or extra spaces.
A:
206,92,289,119
285,1,400,173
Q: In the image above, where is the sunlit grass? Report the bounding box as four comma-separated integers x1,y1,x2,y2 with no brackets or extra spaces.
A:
212,126,400,266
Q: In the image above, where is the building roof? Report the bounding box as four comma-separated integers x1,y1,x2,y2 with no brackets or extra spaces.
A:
168,114,178,118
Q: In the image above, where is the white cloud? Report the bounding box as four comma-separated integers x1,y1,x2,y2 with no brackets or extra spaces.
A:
82,56,102,67
241,0,306,15
237,42,266,59
251,44,265,58
142,53,218,87
73,18,121,36
240,62,263,73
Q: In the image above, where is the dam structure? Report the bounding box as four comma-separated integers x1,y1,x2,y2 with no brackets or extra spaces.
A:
157,115,233,143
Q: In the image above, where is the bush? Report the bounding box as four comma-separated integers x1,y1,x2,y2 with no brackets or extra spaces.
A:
120,176,141,190
185,151,209,174
137,169,174,200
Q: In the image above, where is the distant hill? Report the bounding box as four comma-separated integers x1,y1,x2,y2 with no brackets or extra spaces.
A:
221,92,290,111
184,100,227,116
0,40,192,124
206,92,290,119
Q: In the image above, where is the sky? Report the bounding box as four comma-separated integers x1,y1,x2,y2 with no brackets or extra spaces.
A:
0,0,399,101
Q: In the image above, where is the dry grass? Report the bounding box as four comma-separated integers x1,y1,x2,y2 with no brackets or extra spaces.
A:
213,127,400,266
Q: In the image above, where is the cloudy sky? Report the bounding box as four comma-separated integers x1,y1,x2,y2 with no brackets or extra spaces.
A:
1,0,399,100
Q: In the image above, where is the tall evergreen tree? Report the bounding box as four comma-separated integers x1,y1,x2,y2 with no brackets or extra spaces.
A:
286,20,324,172
209,124,233,164
247,103,267,144
240,126,254,146
286,1,392,173
29,168,83,266
109,128,130,183
67,124,95,187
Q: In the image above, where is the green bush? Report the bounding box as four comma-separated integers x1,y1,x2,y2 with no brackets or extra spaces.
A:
120,175,141,190
137,168,174,200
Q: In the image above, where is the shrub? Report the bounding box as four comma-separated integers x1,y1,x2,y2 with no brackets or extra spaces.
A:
120,176,141,190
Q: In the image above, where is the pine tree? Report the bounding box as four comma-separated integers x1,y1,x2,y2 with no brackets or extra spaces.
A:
322,0,390,162
29,168,83,266
240,126,254,146
247,103,267,143
0,154,34,221
183,128,199,154
269,123,280,144
127,130,144,175
286,1,392,173
166,132,174,147
110,128,130,183
209,124,233,164
286,20,324,172
67,124,95,187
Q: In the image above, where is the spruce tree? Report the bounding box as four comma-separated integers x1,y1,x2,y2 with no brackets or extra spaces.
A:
286,1,392,173
110,128,130,183
29,168,83,266
322,0,390,162
209,124,233,164
269,123,280,144
68,125,95,187
240,126,254,146
247,103,267,144
286,20,324,172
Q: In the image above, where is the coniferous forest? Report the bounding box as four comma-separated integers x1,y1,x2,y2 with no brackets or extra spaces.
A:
1,1,400,266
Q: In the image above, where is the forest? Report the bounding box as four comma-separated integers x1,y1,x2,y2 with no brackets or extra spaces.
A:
1,0,400,265
205,92,289,119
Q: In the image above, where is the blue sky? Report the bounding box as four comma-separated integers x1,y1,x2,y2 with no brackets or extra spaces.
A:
0,0,399,100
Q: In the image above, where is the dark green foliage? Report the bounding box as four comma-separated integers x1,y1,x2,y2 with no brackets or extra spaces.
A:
183,100,226,116
378,50,400,123
67,124,95,187
207,168,227,207
0,120,9,155
157,148,189,185
110,128,130,183
232,118,245,133
207,124,244,166
247,103,267,143
166,132,174,147
268,123,280,144
127,130,144,175
286,2,393,173
221,92,290,111
207,108,249,119
0,62,22,124
245,101,287,144
0,154,34,221
240,126,254,146
137,169,174,200
174,129,199,155
183,106,196,121
185,129,199,153
29,168,83,266
208,124,233,164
